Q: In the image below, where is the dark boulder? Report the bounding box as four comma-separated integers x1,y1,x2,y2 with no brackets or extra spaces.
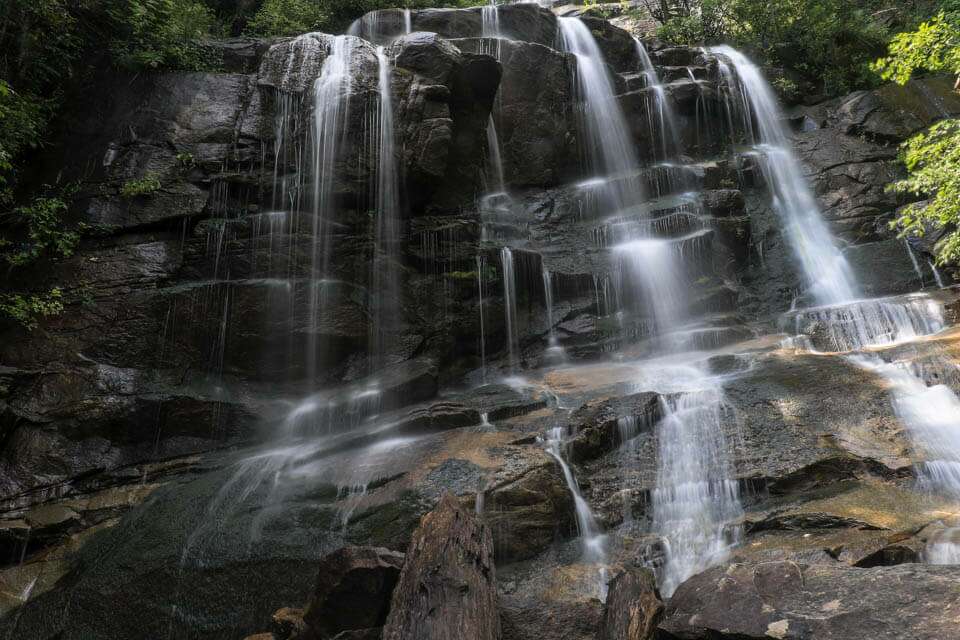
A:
382,493,499,640
302,546,405,640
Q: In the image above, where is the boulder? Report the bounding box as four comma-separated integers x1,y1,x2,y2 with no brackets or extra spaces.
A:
382,493,499,640
302,546,405,639
661,561,960,639
599,567,663,640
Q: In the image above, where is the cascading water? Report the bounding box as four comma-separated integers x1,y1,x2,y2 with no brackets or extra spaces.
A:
715,47,960,506
712,45,858,306
634,38,681,160
558,23,743,597
651,368,742,596
306,36,357,383
558,17,642,207
369,46,402,368
501,247,518,368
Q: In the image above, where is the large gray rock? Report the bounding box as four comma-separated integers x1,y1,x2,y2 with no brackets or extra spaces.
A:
661,561,960,639
451,38,576,187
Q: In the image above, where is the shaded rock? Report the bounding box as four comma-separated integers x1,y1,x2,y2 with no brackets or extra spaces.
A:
450,38,575,187
395,402,481,434
661,561,960,639
485,459,575,562
303,546,404,639
271,607,305,640
382,493,499,640
599,567,663,640
567,392,662,463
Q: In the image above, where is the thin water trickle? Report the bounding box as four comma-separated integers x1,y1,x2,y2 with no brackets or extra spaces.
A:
501,247,518,368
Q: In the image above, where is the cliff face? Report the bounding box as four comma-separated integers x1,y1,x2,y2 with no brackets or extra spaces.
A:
1,5,960,640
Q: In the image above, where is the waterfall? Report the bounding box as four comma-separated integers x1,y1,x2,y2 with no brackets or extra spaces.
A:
634,37,681,160
716,46,960,501
543,425,608,599
651,370,742,596
477,254,487,381
485,115,506,195
369,46,402,368
404,8,412,34
712,45,858,306
925,528,960,563
905,240,926,288
501,247,518,368
930,259,947,288
558,17,641,207
542,268,565,362
306,36,357,383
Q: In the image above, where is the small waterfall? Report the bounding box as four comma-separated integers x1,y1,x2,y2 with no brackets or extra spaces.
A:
613,239,687,330
485,115,506,195
558,17,641,207
651,371,742,596
306,36,358,383
501,247,518,368
369,45,402,368
905,240,926,288
925,528,960,564
542,268,566,362
404,8,412,34
477,254,487,381
930,259,947,288
850,353,960,496
543,425,608,599
634,38,681,160
711,45,858,306
481,3,501,39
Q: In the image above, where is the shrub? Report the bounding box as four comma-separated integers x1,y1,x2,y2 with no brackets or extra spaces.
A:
120,174,163,198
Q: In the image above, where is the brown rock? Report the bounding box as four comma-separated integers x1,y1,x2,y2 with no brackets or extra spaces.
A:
382,493,499,640
302,546,405,639
271,607,306,640
598,567,663,640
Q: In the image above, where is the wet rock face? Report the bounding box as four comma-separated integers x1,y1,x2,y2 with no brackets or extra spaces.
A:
302,546,404,639
382,493,499,640
661,561,960,640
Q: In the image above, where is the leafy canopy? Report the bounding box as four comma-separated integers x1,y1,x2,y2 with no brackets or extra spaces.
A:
879,5,960,266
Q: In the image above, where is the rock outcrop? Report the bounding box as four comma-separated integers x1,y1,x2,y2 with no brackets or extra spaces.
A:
382,493,499,640
599,567,663,640
661,561,960,640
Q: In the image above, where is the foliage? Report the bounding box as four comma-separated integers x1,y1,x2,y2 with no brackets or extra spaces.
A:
650,0,923,96
110,0,222,71
0,288,65,330
0,82,50,205
873,9,960,83
0,190,81,267
120,174,163,198
881,5,960,266
247,0,329,36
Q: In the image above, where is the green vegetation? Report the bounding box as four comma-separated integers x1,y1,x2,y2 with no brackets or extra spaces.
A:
881,6,960,265
247,0,329,36
646,0,944,96
0,288,65,331
0,191,81,267
120,174,163,198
